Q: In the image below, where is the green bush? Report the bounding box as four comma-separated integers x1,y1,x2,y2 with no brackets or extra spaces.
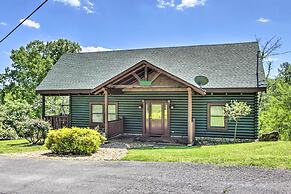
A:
46,127,106,155
22,119,51,145
0,124,18,140
0,100,35,137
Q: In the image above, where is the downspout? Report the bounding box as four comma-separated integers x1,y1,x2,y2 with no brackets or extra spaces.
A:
256,50,260,88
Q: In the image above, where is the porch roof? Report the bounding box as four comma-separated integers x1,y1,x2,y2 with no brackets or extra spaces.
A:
36,41,266,94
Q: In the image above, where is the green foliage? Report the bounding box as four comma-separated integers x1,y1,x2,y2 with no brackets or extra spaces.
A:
45,96,69,116
0,39,81,116
259,62,291,140
22,119,51,145
278,62,291,84
224,100,251,140
0,124,18,140
46,127,106,155
0,100,35,137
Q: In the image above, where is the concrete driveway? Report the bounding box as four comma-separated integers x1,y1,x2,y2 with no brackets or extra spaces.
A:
0,156,290,194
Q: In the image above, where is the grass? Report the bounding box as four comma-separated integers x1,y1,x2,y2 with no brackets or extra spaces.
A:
0,139,47,154
123,141,291,169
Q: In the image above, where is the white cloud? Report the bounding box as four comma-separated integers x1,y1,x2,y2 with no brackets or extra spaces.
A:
83,0,94,13
83,6,94,13
81,46,113,52
0,22,7,26
157,0,175,8
176,0,206,10
84,0,93,7
54,0,95,13
257,17,270,23
54,0,81,7
266,57,280,62
20,19,40,29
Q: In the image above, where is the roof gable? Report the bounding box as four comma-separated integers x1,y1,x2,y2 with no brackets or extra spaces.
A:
91,60,205,95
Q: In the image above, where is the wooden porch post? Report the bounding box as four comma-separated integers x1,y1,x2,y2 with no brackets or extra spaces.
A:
104,89,109,137
187,87,193,145
42,95,45,119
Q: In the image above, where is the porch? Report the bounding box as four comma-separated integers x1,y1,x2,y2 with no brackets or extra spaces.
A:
44,114,124,138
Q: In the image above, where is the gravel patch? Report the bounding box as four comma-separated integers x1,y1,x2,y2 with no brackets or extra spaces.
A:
2,147,127,161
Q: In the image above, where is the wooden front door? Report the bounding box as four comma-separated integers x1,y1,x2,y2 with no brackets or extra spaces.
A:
145,101,169,136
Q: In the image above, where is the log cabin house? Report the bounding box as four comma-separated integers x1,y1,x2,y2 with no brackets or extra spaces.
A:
36,41,266,144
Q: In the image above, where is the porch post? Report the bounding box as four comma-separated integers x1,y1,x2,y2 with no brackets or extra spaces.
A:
104,89,109,137
187,87,193,145
42,95,45,119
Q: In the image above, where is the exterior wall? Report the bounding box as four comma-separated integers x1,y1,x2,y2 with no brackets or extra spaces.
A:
193,93,258,139
70,92,188,136
70,92,258,139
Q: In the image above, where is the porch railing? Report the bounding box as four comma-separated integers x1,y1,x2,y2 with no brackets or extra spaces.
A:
192,118,196,141
108,117,124,138
44,115,70,129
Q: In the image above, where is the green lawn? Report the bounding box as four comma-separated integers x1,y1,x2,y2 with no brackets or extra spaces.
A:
123,141,291,169
0,139,47,154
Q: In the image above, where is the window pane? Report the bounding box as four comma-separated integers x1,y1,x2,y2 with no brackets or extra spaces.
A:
211,116,225,127
92,104,103,114
108,104,116,114
210,106,224,116
108,114,117,121
151,104,162,119
92,114,103,123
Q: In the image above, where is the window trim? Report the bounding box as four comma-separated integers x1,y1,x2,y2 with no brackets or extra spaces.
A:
89,102,118,126
207,103,227,131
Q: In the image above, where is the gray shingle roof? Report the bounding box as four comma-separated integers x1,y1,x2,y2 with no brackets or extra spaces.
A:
36,41,265,92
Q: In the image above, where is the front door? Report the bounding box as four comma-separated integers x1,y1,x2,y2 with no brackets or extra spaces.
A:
145,101,169,136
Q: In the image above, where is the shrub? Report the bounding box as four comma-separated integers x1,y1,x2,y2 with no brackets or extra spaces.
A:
0,100,35,137
23,119,51,145
46,127,106,155
0,124,18,140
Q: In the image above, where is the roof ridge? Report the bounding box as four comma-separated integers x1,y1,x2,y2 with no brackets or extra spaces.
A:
75,41,258,55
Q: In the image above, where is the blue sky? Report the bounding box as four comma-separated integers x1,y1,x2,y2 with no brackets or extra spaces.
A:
0,0,290,76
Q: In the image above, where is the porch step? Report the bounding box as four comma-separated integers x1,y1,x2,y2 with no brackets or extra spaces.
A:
133,136,186,145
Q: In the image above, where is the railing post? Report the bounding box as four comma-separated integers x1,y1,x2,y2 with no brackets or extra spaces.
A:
42,95,45,119
187,87,193,145
192,118,196,143
104,89,109,137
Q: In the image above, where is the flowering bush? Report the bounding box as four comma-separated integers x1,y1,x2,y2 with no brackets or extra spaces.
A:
46,127,106,155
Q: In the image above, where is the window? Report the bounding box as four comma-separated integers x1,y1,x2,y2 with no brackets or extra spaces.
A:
108,104,118,121
91,104,103,123
90,103,118,123
208,104,226,129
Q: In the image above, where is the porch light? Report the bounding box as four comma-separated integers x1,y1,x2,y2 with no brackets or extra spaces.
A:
138,104,143,109
170,105,174,110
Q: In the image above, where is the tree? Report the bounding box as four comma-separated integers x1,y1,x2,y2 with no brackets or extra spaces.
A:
278,62,291,84
224,100,252,141
259,62,291,140
0,39,81,115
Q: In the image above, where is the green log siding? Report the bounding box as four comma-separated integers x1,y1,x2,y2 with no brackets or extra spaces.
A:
70,92,258,139
193,93,258,139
